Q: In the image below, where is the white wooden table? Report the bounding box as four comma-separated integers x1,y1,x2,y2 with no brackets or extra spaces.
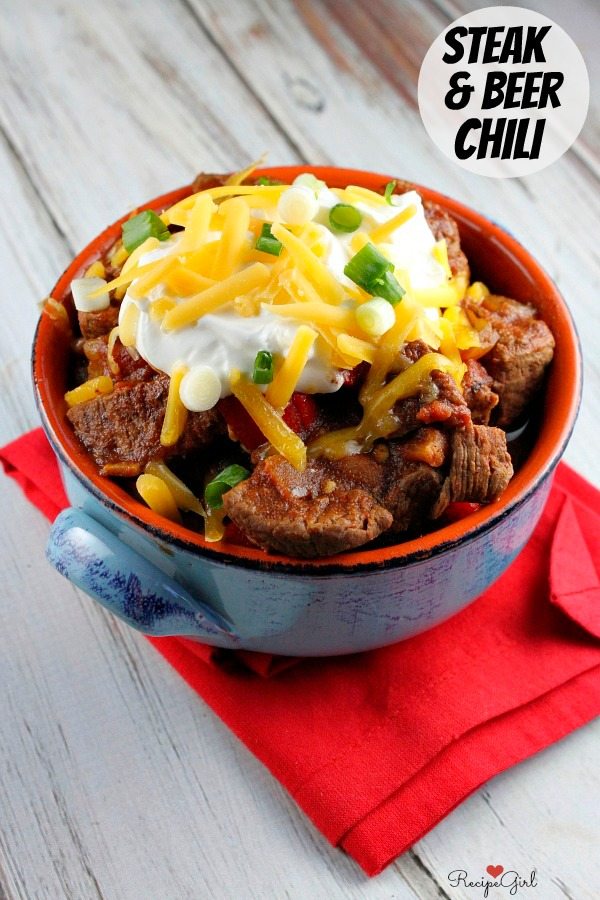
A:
1,2,599,897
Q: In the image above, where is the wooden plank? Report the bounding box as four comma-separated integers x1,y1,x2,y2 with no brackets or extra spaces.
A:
0,130,70,442
0,0,300,252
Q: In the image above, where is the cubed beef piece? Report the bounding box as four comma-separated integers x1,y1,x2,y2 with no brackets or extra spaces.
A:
398,339,432,365
77,304,120,339
478,294,538,325
423,202,470,282
484,318,555,427
416,370,472,429
391,342,472,436
380,445,445,533
462,359,499,425
433,423,513,518
467,295,555,427
222,455,392,558
191,172,230,192
67,374,224,474
82,335,155,382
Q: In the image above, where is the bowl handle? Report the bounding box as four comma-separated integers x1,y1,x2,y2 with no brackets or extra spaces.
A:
46,508,240,645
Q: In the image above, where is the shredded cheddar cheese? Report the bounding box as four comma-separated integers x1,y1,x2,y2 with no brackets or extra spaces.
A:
177,194,216,255
85,260,106,279
204,507,227,542
432,239,452,279
269,223,344,304
119,303,140,347
225,153,268,186
269,302,356,331
145,461,205,516
64,376,113,407
209,197,250,279
162,263,270,330
108,241,129,269
149,296,177,322
310,353,459,460
165,267,216,296
106,326,121,375
266,325,317,409
136,473,182,522
230,370,307,471
336,333,377,364
160,364,189,446
369,204,417,244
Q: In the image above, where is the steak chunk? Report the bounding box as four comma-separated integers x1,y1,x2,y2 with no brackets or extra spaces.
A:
191,172,230,192
424,202,470,282
399,427,449,468
484,318,555,427
380,445,445,533
416,370,472,429
77,304,119,340
67,375,224,474
223,455,392,558
391,341,472,436
468,295,555,427
434,424,513,516
333,439,447,534
462,359,499,425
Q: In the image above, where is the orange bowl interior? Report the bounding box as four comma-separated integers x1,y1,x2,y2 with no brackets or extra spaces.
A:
33,166,582,570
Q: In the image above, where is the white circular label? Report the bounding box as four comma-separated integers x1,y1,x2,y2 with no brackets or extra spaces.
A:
418,6,589,177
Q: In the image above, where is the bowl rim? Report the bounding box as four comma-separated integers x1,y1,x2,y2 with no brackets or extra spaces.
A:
33,165,582,575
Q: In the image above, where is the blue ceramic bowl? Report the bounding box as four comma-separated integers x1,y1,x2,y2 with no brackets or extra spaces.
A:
33,167,581,656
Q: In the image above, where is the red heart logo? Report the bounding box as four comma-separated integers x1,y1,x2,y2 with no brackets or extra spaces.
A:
487,865,504,878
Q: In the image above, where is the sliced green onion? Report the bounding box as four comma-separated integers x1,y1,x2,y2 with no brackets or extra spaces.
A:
356,297,396,336
328,203,362,233
344,243,393,289
293,172,326,195
384,181,397,205
252,350,274,384
256,176,282,186
255,222,282,256
204,464,250,510
122,210,170,253
344,243,405,305
372,270,405,305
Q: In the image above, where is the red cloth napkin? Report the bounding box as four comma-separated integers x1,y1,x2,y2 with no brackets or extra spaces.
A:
2,429,600,876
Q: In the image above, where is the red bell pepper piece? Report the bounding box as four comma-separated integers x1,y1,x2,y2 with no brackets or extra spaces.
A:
444,501,481,522
283,392,318,439
224,521,255,547
219,392,320,452
341,362,368,388
218,396,265,452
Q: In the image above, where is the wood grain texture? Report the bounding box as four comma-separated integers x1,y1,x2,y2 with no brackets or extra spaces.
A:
0,0,598,897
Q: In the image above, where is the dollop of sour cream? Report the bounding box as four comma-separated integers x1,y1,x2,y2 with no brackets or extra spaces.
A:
119,182,448,409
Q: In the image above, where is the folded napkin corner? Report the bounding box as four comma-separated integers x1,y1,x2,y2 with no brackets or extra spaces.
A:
550,495,600,639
